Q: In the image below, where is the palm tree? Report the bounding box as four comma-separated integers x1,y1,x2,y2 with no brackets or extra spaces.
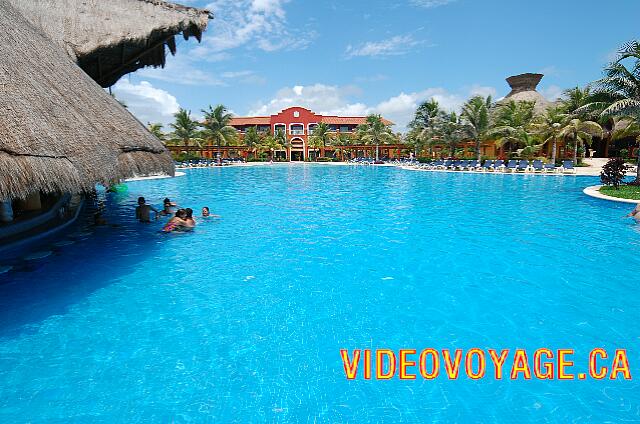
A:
461,95,492,161
244,126,261,159
587,40,640,180
610,120,640,160
437,112,465,157
489,100,536,157
558,119,603,164
516,132,545,160
261,133,283,160
307,135,323,160
531,106,568,164
562,86,594,118
273,128,288,160
358,114,394,162
170,109,200,148
410,98,441,130
200,105,237,164
309,122,332,157
148,123,165,141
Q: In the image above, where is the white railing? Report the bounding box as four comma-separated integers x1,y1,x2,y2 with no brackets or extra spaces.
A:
290,130,304,135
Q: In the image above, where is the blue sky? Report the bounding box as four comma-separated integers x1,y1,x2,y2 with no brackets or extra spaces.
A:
112,0,640,132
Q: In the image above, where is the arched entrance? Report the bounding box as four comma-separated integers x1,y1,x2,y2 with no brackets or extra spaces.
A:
290,137,305,161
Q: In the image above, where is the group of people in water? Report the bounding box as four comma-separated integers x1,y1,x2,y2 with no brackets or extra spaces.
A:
135,197,218,232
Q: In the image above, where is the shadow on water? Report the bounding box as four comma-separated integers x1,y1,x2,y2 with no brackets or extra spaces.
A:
0,190,171,339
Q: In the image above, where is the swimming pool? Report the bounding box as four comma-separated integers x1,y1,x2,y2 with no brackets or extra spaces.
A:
0,164,639,422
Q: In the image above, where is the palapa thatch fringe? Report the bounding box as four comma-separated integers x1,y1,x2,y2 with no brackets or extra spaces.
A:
0,0,209,202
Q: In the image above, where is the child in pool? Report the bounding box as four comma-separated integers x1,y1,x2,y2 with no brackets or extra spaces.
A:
163,209,188,232
160,198,178,216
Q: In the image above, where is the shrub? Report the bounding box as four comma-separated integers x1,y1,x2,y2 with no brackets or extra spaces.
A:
620,149,629,159
600,158,629,189
315,157,333,162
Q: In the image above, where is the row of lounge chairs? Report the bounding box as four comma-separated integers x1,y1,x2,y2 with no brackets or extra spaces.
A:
175,158,246,168
413,159,576,174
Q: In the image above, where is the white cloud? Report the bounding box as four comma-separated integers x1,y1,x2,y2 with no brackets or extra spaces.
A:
247,83,496,131
345,35,422,58
410,0,456,8
540,85,564,101
137,54,265,86
248,84,367,117
137,55,224,86
194,0,315,58
110,80,180,127
469,84,498,98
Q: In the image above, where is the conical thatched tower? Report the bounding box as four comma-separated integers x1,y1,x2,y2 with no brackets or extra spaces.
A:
0,0,210,202
499,73,551,114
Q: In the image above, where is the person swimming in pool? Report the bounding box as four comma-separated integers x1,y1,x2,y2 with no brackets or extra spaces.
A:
163,209,188,232
201,206,220,218
627,204,640,220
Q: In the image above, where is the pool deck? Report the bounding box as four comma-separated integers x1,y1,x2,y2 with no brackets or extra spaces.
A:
125,171,185,181
177,158,635,177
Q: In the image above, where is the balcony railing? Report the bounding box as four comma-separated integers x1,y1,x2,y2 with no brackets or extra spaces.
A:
290,130,304,135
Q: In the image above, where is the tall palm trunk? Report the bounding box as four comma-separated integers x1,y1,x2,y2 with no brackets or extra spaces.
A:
573,141,578,165
551,138,557,164
476,140,481,162
375,144,379,161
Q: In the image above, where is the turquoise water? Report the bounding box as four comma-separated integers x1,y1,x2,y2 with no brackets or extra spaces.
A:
1,164,639,423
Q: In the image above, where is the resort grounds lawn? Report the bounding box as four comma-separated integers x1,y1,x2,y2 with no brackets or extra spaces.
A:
600,185,640,200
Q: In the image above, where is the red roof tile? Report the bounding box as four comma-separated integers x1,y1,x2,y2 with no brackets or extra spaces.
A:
321,116,394,126
229,117,271,126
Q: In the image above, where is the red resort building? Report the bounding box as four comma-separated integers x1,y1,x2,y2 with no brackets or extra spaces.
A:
229,107,395,161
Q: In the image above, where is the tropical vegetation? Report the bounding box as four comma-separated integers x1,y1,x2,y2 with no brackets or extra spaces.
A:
159,40,640,176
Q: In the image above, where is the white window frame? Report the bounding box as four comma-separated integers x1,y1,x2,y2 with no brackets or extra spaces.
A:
273,122,287,134
307,122,319,134
289,123,305,136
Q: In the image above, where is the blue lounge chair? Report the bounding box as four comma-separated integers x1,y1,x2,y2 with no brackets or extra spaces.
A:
466,160,479,170
439,160,453,170
449,160,461,170
516,160,530,172
505,160,518,172
481,160,494,171
532,160,544,172
544,163,557,173
492,160,505,172
455,160,468,170
562,160,576,174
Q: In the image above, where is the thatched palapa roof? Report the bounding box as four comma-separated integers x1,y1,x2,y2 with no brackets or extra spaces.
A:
0,0,210,201
11,0,211,87
498,73,552,114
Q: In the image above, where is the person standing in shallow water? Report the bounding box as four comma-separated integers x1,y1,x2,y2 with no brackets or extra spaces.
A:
135,197,158,223
160,198,178,216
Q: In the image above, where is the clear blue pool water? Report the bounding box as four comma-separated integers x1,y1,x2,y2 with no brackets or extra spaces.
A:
1,164,639,423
